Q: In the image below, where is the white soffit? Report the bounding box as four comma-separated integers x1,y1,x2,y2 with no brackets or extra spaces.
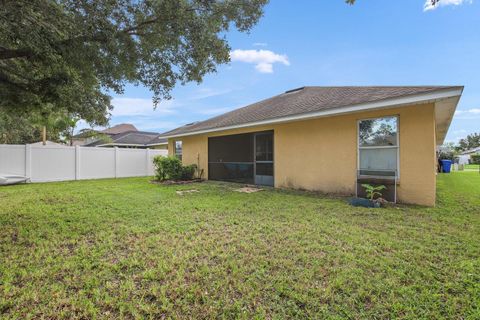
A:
435,95,462,146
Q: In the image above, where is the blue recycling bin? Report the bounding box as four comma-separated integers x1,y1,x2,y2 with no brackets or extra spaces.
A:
440,159,452,173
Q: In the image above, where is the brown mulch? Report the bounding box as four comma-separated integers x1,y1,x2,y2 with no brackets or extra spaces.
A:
150,179,204,185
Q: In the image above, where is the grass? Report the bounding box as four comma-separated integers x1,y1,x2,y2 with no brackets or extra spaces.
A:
0,173,479,319
464,163,480,171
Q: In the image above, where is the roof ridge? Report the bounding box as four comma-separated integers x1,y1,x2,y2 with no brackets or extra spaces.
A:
156,86,463,138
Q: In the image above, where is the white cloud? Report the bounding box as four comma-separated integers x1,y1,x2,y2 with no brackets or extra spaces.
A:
253,42,268,47
424,0,472,11
454,108,480,120
455,108,480,115
110,98,176,117
230,49,290,73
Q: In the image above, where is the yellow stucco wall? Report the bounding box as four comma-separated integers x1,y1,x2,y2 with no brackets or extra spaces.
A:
151,144,168,150
168,103,437,206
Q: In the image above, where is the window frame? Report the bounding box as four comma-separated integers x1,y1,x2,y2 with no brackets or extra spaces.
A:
174,140,183,160
357,115,400,179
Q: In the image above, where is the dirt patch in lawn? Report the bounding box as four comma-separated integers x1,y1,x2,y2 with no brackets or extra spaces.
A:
176,189,199,196
234,186,264,193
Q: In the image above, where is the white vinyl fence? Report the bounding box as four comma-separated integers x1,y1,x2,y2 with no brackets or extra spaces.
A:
0,144,167,183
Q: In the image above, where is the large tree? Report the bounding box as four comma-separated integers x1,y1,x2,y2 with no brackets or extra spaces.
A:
0,0,268,126
0,109,73,144
457,133,480,152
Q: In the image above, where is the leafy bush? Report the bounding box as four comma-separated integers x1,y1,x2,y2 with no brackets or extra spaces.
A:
153,156,197,181
181,164,197,180
153,156,183,181
471,154,480,165
438,150,455,161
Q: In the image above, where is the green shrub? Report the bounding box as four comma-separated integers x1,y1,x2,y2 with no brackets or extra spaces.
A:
153,156,183,181
153,156,197,181
181,164,197,180
471,154,480,164
438,150,455,161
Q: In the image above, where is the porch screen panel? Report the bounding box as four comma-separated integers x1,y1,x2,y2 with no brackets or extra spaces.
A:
208,133,254,183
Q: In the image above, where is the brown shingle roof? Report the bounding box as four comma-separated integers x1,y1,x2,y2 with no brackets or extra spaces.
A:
160,86,462,137
102,123,137,134
85,130,159,147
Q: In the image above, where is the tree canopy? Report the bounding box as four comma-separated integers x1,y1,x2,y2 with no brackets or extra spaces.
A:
457,133,480,152
0,0,268,126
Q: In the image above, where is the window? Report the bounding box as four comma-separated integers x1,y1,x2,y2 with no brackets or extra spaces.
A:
358,116,398,177
174,140,182,160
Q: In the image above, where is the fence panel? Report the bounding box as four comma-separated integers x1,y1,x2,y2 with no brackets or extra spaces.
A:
79,147,116,179
30,146,76,182
117,148,148,177
0,145,26,176
0,144,168,183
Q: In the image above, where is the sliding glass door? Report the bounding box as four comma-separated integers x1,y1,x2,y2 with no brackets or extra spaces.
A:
254,132,274,186
208,133,254,184
208,131,274,186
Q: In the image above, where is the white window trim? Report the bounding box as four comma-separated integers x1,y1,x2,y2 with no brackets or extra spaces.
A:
357,115,400,179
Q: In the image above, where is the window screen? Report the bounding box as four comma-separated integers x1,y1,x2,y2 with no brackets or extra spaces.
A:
208,133,254,183
358,116,398,177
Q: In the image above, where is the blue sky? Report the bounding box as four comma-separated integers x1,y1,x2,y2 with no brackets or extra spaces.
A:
88,0,480,143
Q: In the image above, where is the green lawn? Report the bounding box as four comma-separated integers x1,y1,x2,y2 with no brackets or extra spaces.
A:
464,163,480,171
1,173,479,319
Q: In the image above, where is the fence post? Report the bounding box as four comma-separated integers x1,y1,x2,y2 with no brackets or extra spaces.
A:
75,145,80,180
114,147,119,178
25,144,31,180
146,148,151,176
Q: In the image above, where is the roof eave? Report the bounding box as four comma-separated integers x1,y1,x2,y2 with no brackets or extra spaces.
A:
90,143,147,147
145,142,168,146
159,87,464,139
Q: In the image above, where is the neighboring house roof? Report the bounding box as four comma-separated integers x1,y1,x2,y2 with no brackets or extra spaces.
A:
72,123,138,139
158,86,463,143
72,129,97,139
102,123,138,135
85,130,159,147
146,135,168,146
461,147,480,155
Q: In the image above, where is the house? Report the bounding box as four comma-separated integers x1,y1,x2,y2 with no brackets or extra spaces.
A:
461,146,480,156
158,86,463,206
459,146,480,164
72,123,168,149
71,123,139,146
85,130,166,149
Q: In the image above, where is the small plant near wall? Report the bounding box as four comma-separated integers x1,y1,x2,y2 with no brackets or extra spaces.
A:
153,156,199,183
362,183,387,208
349,184,388,208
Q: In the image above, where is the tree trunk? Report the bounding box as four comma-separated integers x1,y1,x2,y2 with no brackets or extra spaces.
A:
42,126,46,145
